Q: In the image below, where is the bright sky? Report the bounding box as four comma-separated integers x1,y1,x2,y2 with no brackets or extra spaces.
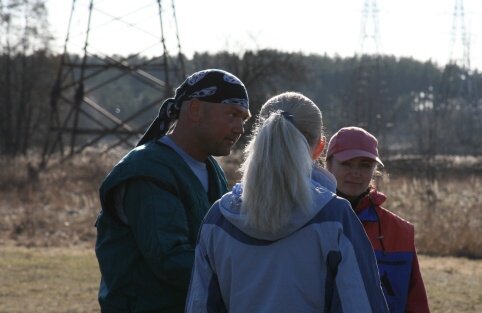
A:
46,0,482,71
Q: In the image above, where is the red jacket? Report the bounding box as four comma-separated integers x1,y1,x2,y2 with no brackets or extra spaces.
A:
354,187,430,313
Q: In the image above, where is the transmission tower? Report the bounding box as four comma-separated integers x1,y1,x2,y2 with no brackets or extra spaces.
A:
41,0,186,167
448,0,471,69
434,0,481,156
357,0,382,55
342,0,390,149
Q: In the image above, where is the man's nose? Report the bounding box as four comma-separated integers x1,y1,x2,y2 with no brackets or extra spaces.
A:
233,119,245,135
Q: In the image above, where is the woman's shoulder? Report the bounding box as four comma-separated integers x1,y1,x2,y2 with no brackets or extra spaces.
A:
316,195,357,222
376,206,415,232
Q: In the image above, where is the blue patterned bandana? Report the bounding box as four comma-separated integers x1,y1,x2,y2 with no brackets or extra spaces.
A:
137,69,249,146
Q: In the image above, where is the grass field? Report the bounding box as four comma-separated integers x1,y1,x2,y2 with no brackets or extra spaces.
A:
0,246,481,313
0,246,99,313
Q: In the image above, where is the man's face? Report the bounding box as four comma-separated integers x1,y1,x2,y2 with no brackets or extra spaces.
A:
197,101,250,158
327,156,376,200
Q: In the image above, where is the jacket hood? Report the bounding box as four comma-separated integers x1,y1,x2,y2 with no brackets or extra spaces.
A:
311,164,337,193
219,172,336,241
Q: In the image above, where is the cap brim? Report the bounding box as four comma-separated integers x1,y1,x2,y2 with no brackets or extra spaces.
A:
333,149,384,166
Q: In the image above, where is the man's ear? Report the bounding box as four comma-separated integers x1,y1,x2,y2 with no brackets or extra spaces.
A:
312,136,326,160
187,98,203,122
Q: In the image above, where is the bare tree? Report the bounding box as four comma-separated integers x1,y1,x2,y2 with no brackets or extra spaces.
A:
0,0,54,156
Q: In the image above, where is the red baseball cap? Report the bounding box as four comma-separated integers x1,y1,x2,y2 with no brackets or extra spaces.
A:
326,127,384,166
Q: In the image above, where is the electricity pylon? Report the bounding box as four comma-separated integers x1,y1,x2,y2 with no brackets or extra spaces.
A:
342,0,390,149
41,0,186,166
435,0,480,156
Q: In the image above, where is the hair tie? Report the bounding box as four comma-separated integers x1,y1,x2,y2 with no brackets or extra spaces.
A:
280,110,295,124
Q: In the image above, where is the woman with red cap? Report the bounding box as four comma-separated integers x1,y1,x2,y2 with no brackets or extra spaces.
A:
325,126,430,313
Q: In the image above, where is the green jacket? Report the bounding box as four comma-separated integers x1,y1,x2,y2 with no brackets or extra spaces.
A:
95,141,228,313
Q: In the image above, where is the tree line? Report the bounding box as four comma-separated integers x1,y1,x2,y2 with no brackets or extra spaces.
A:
2,49,481,158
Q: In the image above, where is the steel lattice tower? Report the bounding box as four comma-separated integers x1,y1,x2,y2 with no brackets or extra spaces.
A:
41,0,186,166
435,0,481,156
342,0,390,147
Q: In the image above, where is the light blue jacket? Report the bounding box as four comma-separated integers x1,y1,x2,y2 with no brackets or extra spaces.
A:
185,173,389,313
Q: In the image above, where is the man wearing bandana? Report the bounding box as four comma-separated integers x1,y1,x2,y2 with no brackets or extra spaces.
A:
94,69,250,313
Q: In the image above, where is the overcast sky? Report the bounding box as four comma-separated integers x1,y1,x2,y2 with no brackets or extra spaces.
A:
46,0,482,70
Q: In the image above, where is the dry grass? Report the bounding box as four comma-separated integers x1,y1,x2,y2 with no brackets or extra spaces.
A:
0,148,125,248
377,174,482,258
419,254,482,312
1,149,481,257
0,246,99,313
0,246,480,312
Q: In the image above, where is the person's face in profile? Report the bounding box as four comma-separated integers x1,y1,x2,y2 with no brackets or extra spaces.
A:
197,101,250,157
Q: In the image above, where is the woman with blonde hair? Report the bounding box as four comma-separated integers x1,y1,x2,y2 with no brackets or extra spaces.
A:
185,92,389,313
